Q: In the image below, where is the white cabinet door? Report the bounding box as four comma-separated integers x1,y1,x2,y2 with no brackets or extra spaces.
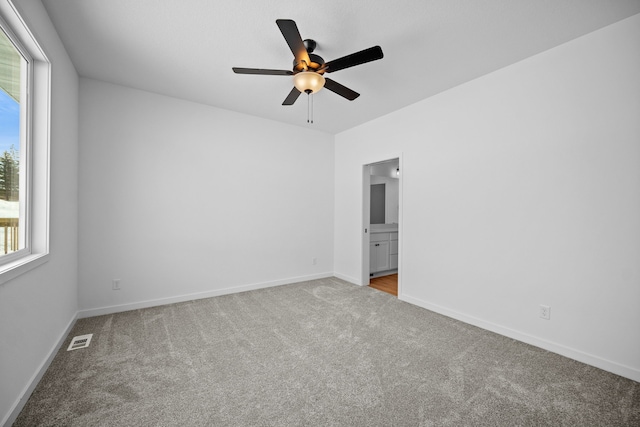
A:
389,236,398,269
370,241,390,272
390,254,398,269
369,242,378,272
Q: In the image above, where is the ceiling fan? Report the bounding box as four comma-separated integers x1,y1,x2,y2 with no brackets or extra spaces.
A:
232,19,383,110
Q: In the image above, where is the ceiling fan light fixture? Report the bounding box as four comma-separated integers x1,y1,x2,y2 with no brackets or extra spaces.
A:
294,71,325,94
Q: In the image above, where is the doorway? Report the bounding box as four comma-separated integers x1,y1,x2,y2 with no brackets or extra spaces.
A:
362,157,401,297
369,273,398,296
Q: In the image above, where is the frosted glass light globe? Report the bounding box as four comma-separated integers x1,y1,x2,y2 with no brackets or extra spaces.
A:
293,71,325,94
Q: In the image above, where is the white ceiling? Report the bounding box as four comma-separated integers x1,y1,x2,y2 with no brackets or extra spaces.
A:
41,0,640,134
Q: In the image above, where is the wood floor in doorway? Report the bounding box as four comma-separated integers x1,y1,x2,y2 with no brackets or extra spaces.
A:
368,273,398,296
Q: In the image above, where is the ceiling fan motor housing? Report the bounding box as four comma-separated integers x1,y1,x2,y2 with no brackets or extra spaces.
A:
294,39,325,72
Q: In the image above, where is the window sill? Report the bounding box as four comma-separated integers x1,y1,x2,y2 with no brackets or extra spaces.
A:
0,253,50,285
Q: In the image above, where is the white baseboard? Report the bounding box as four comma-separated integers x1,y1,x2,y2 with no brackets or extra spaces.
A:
400,293,640,383
370,269,398,279
333,272,361,286
2,313,78,427
78,272,334,318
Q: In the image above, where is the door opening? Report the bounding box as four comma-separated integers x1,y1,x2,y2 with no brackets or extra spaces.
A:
363,157,401,297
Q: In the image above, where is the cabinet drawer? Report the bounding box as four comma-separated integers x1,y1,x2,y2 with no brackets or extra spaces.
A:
390,240,398,255
370,233,390,242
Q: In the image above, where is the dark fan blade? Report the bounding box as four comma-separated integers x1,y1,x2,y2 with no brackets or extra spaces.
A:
276,19,311,67
324,78,360,101
282,87,302,105
233,67,293,76
323,46,383,73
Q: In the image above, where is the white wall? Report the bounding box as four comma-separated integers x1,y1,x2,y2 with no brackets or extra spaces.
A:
334,14,640,381
78,79,334,314
0,0,79,424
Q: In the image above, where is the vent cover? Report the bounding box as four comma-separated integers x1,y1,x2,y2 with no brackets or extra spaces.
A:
67,334,93,351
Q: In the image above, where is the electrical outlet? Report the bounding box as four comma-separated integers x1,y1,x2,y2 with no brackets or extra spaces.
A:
539,305,551,320
112,279,121,290
312,257,317,265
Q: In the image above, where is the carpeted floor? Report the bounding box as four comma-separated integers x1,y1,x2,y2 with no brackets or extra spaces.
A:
14,277,640,426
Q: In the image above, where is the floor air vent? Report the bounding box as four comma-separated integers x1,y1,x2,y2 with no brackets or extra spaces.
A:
67,334,93,351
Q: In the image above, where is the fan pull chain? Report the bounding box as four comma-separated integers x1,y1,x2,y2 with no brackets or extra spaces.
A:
306,92,314,124
306,93,310,124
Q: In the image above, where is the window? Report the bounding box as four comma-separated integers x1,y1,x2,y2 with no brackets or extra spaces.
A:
0,4,50,283
0,23,25,257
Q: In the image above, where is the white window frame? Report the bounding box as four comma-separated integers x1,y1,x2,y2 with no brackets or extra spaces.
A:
0,1,50,284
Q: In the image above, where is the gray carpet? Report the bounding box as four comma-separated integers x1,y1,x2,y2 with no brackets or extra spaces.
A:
14,277,639,426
